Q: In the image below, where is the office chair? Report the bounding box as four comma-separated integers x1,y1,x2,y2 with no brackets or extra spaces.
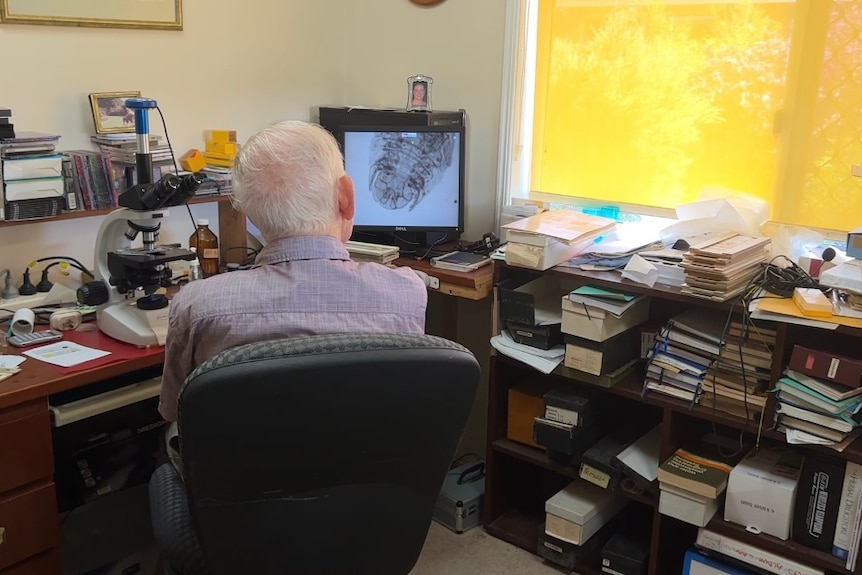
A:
149,333,480,575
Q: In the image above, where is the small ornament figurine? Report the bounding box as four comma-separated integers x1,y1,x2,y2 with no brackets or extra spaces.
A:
407,74,433,112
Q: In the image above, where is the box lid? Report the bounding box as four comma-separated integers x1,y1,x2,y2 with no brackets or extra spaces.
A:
545,480,622,524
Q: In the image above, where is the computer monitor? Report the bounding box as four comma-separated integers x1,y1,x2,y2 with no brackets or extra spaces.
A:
341,125,465,244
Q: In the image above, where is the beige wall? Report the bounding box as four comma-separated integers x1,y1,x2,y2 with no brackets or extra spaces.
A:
0,0,505,454
0,0,505,275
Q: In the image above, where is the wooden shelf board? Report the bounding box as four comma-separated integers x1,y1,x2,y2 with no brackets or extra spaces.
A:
491,438,657,508
0,195,231,228
485,510,605,575
705,517,849,574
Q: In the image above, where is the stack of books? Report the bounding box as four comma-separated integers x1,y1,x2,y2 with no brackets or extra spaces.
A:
345,240,400,265
657,434,747,527
1,131,64,220
0,106,14,139
643,309,771,419
681,233,770,301
501,209,616,271
773,368,862,444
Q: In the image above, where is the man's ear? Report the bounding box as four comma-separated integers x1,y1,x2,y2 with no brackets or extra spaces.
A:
337,175,355,220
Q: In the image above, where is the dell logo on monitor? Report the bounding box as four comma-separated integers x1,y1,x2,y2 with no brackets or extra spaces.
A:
395,226,408,232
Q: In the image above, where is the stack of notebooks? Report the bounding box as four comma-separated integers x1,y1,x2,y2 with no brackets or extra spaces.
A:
643,309,771,419
773,345,862,445
501,209,616,271
680,233,770,301
345,240,400,265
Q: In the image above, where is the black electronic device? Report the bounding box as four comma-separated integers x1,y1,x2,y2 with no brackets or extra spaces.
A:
318,107,467,252
342,125,465,241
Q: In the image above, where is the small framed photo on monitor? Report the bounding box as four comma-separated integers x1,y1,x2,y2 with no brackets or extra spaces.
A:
406,74,433,112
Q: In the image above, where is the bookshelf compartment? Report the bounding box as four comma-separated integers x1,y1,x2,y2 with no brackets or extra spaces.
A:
485,261,862,575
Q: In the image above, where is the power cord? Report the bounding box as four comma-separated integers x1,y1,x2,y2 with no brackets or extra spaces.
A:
155,106,196,232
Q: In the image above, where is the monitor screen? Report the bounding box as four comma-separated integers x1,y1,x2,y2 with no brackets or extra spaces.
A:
342,125,465,234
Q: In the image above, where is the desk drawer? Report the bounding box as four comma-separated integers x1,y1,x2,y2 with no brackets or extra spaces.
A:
0,483,59,571
0,402,53,493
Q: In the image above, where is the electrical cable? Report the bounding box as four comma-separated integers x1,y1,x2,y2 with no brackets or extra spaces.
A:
155,106,196,232
27,256,94,279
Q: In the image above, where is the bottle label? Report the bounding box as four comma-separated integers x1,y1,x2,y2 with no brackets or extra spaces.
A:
202,248,219,259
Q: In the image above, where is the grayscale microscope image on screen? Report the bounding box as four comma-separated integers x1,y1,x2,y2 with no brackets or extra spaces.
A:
343,127,461,230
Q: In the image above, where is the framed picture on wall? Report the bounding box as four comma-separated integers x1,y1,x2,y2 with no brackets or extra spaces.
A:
0,0,182,30
89,92,141,134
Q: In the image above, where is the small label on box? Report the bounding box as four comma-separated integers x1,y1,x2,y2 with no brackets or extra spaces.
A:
568,345,603,376
545,405,579,426
828,358,840,379
579,462,611,489
543,541,563,554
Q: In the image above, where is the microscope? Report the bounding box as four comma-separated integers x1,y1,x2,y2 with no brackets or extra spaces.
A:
78,98,203,347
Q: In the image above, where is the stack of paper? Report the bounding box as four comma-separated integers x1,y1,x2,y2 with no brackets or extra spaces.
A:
502,210,616,271
490,330,565,374
345,240,400,265
680,233,770,301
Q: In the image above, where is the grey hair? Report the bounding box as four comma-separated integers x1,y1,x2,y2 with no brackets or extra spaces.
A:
231,121,345,241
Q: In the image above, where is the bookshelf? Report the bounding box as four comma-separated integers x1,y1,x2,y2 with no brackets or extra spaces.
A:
0,195,249,265
486,261,862,575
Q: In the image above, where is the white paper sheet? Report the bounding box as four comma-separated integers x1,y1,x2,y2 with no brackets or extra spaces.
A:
490,331,565,375
620,254,658,287
0,355,26,369
23,342,110,367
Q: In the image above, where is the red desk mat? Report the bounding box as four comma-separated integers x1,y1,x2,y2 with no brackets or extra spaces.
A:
42,325,163,375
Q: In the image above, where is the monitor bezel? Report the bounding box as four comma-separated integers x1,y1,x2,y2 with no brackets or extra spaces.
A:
339,124,466,235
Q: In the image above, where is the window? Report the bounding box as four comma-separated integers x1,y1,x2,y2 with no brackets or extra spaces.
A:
502,0,862,233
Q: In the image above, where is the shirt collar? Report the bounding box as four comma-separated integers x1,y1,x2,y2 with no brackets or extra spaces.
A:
254,236,351,266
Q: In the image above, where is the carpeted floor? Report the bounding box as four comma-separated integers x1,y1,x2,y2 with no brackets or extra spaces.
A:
410,522,566,575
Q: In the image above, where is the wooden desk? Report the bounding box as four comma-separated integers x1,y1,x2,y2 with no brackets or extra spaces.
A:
395,257,494,301
0,328,164,575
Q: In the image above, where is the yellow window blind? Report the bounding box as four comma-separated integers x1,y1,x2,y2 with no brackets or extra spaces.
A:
532,0,862,232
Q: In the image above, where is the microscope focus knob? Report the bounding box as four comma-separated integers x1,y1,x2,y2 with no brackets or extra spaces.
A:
77,281,109,306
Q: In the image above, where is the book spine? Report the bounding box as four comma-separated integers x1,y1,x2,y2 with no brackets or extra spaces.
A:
833,461,862,559
696,528,824,575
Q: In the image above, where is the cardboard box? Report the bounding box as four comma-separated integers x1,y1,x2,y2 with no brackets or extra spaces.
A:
507,321,563,351
724,445,804,540
507,382,550,448
499,276,571,326
561,296,650,342
563,329,639,376
545,480,627,545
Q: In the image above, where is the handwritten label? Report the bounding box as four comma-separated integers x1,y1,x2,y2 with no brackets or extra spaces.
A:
579,463,611,489
828,358,840,379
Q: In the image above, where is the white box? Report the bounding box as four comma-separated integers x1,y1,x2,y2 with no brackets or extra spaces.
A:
3,177,64,201
544,480,627,545
724,446,804,540
561,296,649,342
2,154,63,180
505,238,588,271
659,483,719,527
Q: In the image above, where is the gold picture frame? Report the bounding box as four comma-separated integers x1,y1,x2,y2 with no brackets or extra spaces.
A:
89,92,141,134
0,0,182,30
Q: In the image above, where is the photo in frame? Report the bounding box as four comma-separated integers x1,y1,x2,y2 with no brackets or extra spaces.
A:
407,74,433,112
0,0,182,30
89,92,141,134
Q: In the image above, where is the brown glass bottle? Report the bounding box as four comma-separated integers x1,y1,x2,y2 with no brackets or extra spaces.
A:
189,219,219,278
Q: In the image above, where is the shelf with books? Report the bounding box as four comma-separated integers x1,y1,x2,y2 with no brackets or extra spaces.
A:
0,194,233,228
486,260,862,575
706,516,849,574
492,437,658,509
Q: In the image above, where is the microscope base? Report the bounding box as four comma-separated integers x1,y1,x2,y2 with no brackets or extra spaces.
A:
97,301,169,348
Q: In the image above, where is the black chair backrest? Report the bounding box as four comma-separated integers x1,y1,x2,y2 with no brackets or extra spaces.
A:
178,333,480,575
